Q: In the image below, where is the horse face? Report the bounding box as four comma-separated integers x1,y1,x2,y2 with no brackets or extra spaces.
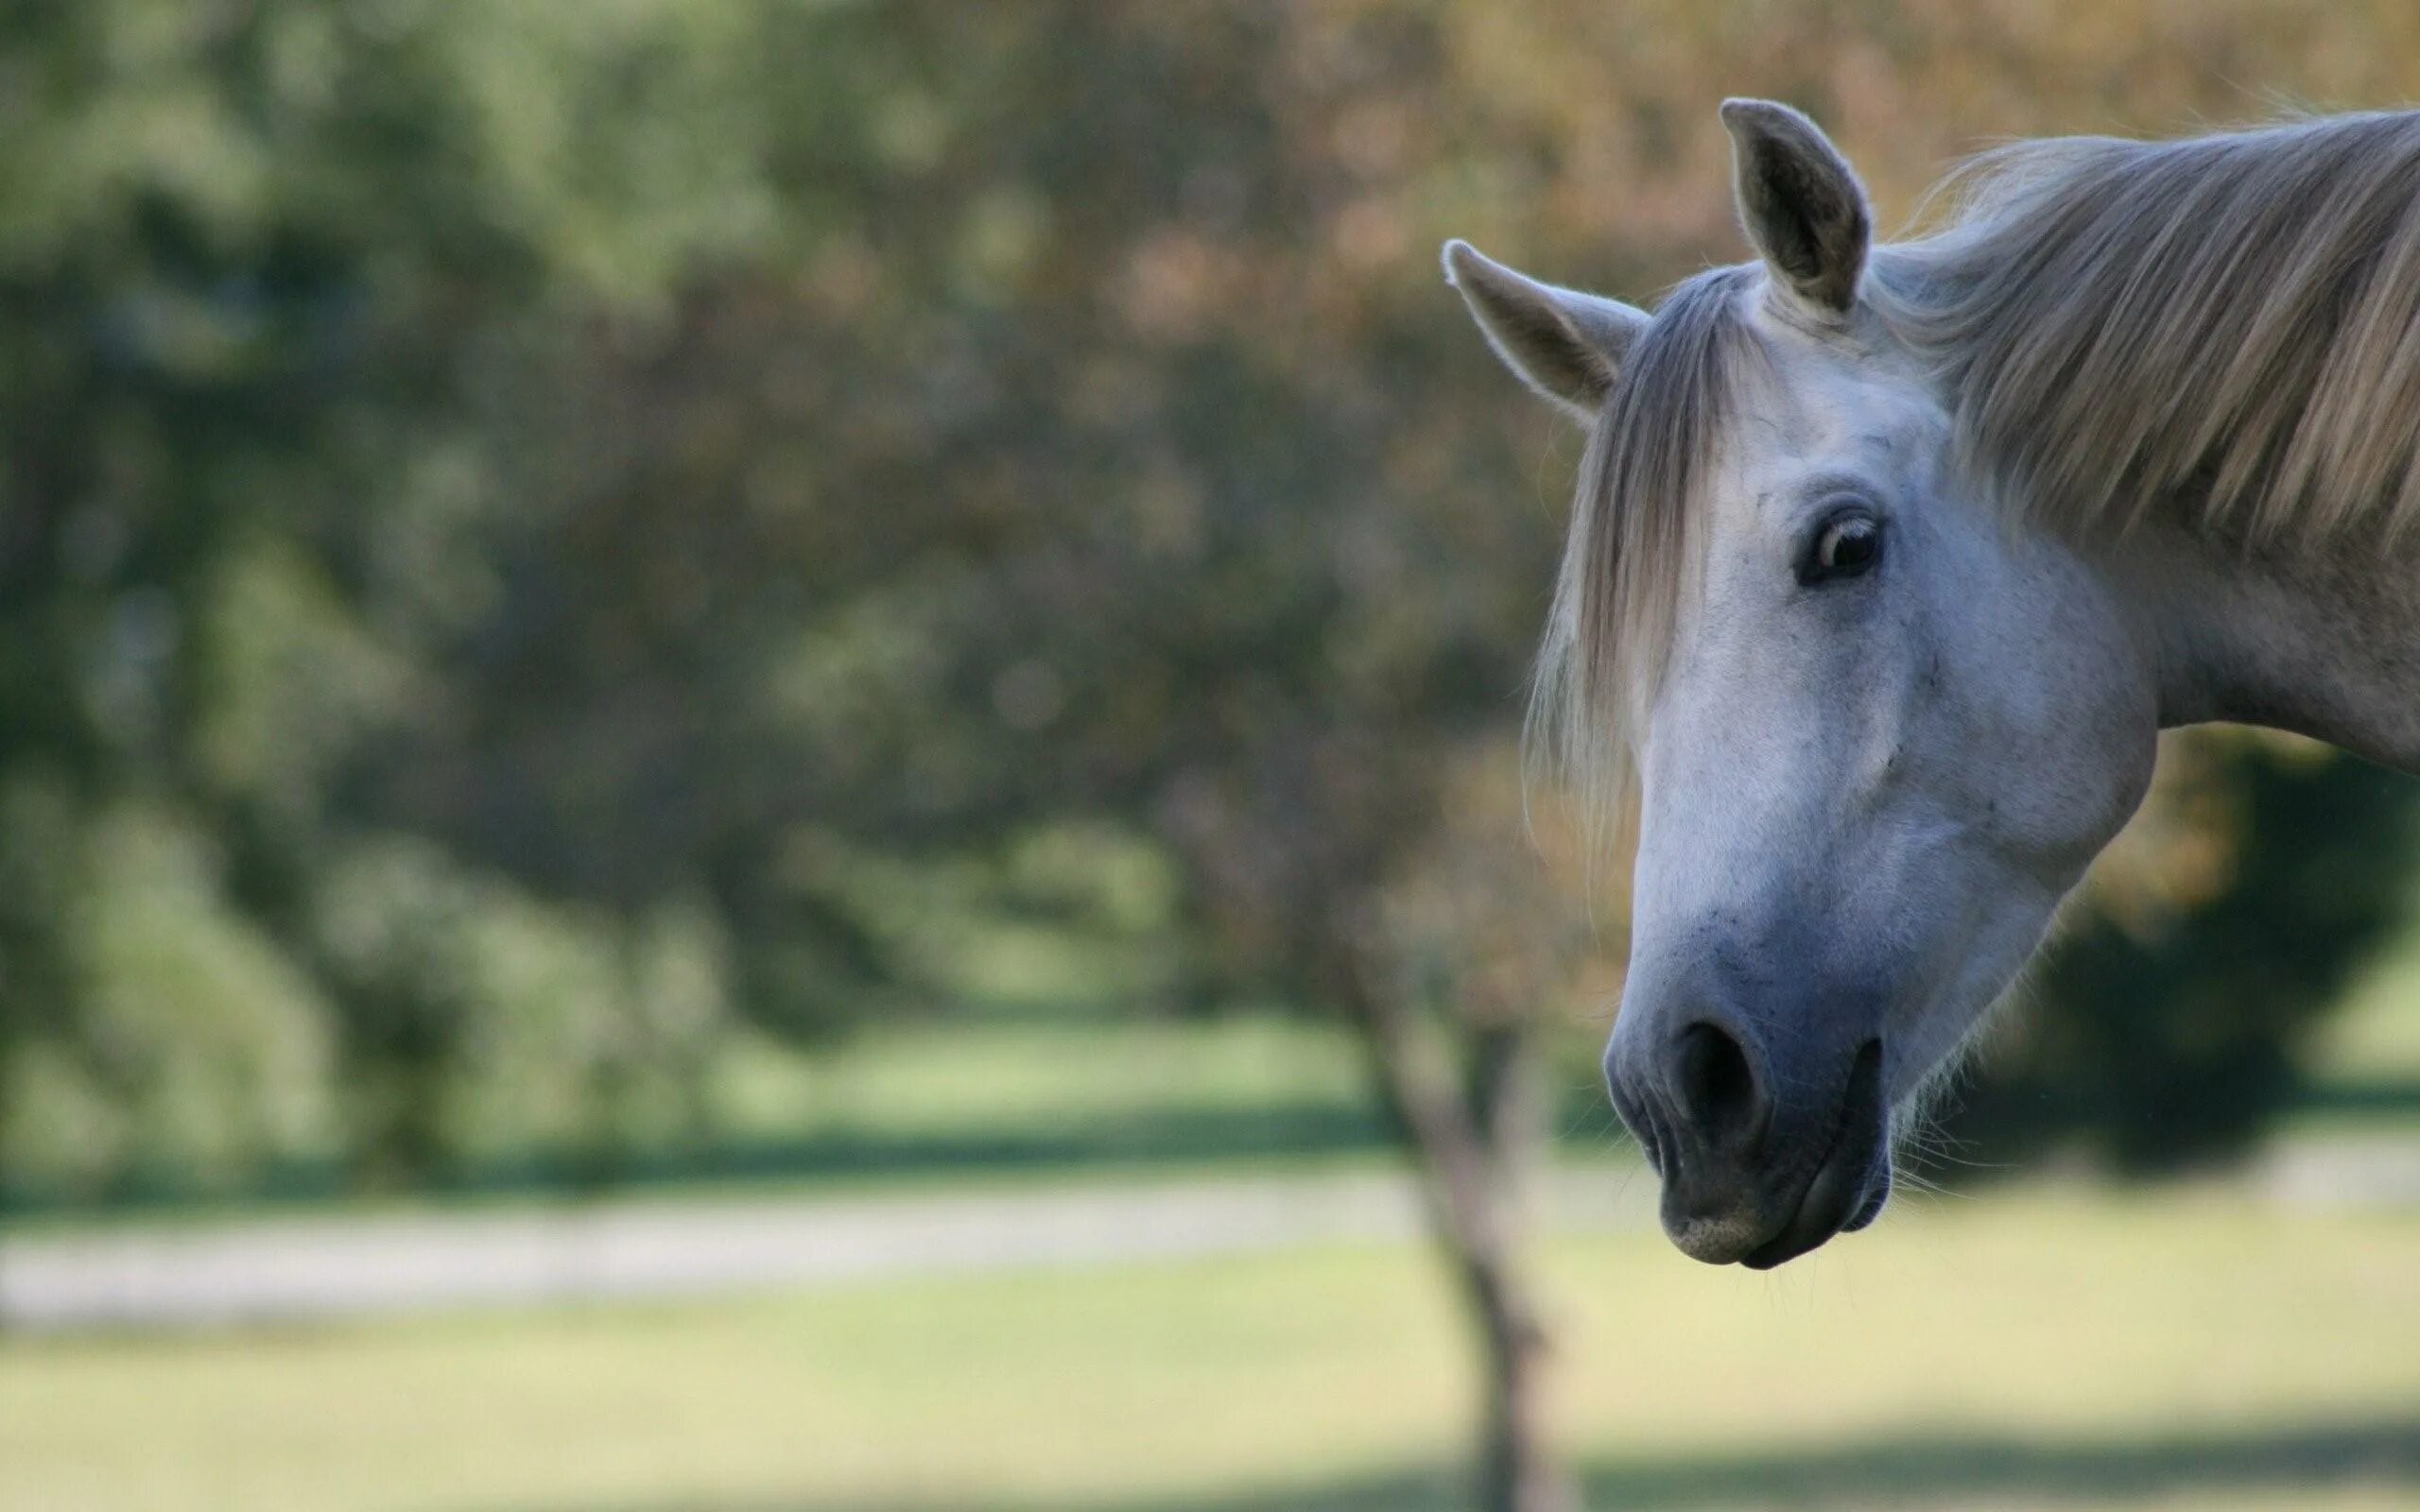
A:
1612,318,2157,1265
1445,99,2162,1265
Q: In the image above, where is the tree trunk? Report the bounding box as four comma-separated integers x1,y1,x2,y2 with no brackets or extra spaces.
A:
1460,1025,1578,1512
1338,965,1579,1512
1472,1251,1572,1512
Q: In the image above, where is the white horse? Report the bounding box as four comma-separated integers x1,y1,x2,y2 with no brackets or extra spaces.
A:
1446,101,2420,1267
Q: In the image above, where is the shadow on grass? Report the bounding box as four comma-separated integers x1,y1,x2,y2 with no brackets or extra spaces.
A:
2297,1076,2420,1121
0,1103,1404,1221
588,1414,2420,1512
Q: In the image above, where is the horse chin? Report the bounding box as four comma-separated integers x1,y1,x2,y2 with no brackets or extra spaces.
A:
1736,1044,1892,1270
1737,1134,1891,1270
1842,1163,1893,1232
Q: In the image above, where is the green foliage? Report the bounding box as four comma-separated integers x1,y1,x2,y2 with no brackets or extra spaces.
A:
0,0,774,1198
0,803,337,1194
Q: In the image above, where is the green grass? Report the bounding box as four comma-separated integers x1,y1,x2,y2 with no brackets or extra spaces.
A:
2320,935,2420,1083
711,1015,1370,1142
6,1187,2417,1512
0,1014,1392,1230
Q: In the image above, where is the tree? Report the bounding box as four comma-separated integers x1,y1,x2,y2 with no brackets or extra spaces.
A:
0,0,766,1192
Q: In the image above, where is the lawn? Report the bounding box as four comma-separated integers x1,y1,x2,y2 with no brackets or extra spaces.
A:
2322,933,2420,1083
5,1186,2416,1512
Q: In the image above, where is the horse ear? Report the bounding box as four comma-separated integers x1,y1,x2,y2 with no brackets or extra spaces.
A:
1720,98,1870,316
1442,239,1648,421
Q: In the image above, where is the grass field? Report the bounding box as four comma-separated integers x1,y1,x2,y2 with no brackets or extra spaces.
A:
2324,935,2420,1082
6,1186,2416,1512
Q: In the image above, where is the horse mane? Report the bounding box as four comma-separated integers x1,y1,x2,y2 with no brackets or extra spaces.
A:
1871,110,2420,543
1537,109,2420,825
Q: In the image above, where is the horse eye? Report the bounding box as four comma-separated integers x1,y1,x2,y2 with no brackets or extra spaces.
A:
1802,510,1883,584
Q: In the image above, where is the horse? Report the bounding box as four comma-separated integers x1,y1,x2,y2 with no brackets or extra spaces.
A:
1443,101,2420,1268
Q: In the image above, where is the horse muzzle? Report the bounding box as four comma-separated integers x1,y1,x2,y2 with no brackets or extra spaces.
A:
1608,1021,1891,1267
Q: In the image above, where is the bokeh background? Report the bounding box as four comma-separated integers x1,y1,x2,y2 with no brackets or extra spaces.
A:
4,4,2420,1510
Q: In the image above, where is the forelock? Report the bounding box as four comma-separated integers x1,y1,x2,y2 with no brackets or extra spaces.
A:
1530,263,1772,840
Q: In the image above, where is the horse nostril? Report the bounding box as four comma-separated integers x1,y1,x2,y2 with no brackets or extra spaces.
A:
1673,1020,1765,1146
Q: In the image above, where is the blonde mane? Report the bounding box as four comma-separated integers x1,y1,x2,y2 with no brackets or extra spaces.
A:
1538,109,2420,824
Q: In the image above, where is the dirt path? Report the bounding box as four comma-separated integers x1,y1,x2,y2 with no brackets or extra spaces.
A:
4,1137,2411,1333
0,1168,1627,1332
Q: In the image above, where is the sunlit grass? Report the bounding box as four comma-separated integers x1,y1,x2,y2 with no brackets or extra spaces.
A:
710,1014,1369,1142
5,1188,2416,1512
2321,936,2420,1081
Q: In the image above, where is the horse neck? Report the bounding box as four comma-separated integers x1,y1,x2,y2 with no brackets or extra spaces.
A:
2100,521,2420,772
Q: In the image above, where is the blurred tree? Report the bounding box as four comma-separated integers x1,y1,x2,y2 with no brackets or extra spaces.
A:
1353,751,1616,1512
0,0,769,1190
